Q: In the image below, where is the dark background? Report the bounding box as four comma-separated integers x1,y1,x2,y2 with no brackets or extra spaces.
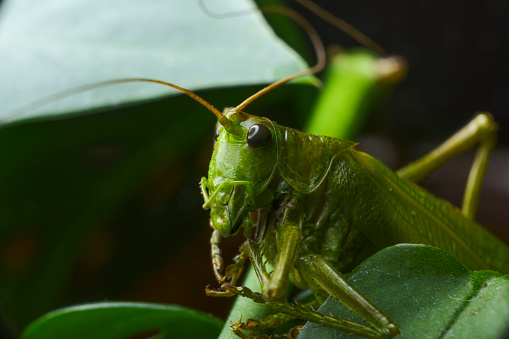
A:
288,0,509,142
0,0,508,337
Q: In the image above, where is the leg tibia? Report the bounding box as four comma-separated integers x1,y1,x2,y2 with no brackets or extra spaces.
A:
223,284,390,338
396,112,497,220
264,226,302,301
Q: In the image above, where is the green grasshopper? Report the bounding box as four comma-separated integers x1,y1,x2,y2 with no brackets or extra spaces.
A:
197,95,509,338
6,1,508,338
186,4,509,339
120,3,509,338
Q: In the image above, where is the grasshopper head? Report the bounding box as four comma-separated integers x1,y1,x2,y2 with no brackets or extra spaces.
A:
204,109,278,237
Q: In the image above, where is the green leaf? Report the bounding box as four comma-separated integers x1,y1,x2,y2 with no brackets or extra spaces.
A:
21,302,223,339
299,244,509,338
0,0,315,333
0,0,308,123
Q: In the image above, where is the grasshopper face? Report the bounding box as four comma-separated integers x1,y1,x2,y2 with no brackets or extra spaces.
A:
204,111,278,237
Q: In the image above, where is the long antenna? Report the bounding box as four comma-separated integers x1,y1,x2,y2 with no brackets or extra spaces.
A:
294,0,386,56
8,2,371,131
5,78,235,131
235,6,326,112
198,1,384,112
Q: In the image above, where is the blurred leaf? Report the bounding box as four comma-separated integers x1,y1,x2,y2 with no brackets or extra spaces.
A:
0,0,315,334
0,0,308,123
21,302,223,339
300,244,509,338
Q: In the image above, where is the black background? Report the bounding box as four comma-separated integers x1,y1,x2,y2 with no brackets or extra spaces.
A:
287,0,509,143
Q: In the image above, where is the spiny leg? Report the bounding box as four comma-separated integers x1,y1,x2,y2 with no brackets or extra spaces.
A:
231,319,302,339
223,226,304,337
241,240,271,288
207,215,266,298
221,284,309,338
230,304,302,338
232,226,395,338
210,226,224,284
249,206,271,243
264,226,302,301
240,225,302,301
222,284,391,338
396,113,497,219
206,222,247,297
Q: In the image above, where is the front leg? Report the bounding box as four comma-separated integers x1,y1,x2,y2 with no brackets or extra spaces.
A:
210,226,224,284
264,225,302,301
223,283,392,338
206,223,247,297
241,224,302,301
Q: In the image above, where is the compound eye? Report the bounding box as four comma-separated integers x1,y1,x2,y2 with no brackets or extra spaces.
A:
247,124,272,148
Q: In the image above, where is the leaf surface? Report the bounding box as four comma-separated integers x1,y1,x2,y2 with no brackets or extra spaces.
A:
0,0,307,123
21,302,223,339
299,244,509,338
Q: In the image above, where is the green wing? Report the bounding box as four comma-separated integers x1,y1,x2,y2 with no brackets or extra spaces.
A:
349,149,509,274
